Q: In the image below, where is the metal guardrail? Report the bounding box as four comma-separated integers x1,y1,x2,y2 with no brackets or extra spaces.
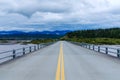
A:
0,42,54,64
70,42,120,58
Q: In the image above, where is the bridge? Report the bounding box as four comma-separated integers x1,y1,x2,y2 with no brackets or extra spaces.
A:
0,41,120,80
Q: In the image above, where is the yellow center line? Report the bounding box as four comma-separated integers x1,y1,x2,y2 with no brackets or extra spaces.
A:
56,42,65,80
61,45,65,80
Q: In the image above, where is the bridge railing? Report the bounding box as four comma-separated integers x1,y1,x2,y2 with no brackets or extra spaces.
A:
0,42,54,64
70,42,120,58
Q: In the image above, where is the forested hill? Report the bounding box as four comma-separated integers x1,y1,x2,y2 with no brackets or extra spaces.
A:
66,28,120,38
0,30,70,40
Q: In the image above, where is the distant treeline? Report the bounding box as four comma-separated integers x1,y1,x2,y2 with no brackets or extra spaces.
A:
66,28,120,38
62,28,120,44
30,39,57,44
0,34,62,40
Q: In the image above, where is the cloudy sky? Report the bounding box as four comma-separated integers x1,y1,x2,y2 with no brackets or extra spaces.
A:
0,0,120,31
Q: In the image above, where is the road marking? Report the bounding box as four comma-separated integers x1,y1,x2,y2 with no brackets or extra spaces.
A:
56,43,65,80
61,44,65,80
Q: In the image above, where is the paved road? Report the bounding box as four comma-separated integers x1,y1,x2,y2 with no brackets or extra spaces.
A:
0,41,120,80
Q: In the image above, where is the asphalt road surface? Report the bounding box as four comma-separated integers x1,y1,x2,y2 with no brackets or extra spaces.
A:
0,41,120,80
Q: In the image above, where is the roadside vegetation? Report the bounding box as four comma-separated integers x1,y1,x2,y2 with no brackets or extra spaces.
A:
62,28,120,45
62,38,120,45
0,40,8,43
22,39,57,44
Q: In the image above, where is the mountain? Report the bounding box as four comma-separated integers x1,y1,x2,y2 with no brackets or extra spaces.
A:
0,31,25,35
0,30,71,40
0,30,71,35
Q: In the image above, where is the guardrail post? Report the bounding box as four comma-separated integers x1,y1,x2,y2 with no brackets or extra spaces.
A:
40,44,41,49
13,50,16,59
86,45,88,48
98,46,100,52
81,44,84,47
93,45,95,50
34,46,36,51
106,47,108,54
29,47,31,52
37,44,39,50
89,45,90,49
42,45,44,48
40,44,41,48
82,44,84,47
23,48,25,55
81,44,83,47
117,49,120,58
40,45,41,48
83,44,85,47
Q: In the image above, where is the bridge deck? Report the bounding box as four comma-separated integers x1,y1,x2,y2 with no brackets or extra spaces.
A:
0,41,120,80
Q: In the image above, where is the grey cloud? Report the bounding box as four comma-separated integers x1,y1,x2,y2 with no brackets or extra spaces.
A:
5,0,71,17
0,0,120,31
